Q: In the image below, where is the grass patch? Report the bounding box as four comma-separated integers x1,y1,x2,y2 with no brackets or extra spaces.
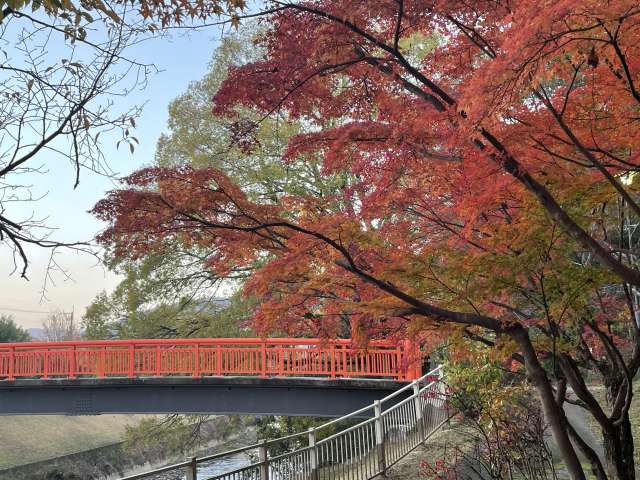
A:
0,414,153,469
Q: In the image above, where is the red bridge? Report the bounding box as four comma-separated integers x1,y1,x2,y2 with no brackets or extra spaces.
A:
0,338,426,416
0,338,421,381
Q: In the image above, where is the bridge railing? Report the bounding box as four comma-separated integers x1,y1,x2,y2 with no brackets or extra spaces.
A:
119,365,447,480
0,338,421,381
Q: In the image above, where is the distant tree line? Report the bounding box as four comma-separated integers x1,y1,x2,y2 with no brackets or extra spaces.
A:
0,315,30,342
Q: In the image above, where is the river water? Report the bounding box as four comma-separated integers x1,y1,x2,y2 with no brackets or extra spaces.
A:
118,452,250,480
191,454,249,479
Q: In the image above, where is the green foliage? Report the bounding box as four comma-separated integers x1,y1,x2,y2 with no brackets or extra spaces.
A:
440,355,557,480
0,315,30,342
155,27,348,203
256,416,360,458
85,27,349,340
82,286,254,340
83,243,258,339
123,415,246,457
82,292,113,340
444,345,536,431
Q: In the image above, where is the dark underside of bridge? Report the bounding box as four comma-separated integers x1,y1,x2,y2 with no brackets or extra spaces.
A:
0,377,410,417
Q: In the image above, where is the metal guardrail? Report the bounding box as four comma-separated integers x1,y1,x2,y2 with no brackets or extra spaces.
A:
0,338,420,381
119,365,448,480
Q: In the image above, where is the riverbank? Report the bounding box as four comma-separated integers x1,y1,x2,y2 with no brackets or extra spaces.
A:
0,416,255,480
0,414,153,469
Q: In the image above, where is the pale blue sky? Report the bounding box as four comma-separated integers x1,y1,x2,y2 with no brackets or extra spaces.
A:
0,24,230,328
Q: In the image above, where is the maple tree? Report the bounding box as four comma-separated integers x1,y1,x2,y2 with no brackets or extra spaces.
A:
94,2,640,479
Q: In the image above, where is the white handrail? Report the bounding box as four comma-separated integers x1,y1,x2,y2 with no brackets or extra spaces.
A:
118,365,448,480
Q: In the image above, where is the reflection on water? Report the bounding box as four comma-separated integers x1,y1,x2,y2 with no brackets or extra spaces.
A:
186,454,249,480
123,452,250,480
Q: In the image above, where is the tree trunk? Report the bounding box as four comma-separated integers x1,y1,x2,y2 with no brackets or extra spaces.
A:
602,413,636,480
511,326,587,480
602,377,635,480
566,420,609,480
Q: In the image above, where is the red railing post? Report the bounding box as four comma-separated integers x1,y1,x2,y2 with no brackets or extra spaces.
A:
315,345,321,376
261,341,267,378
342,347,347,377
43,350,49,379
128,344,135,378
278,346,285,376
8,346,15,380
216,346,222,376
193,343,200,378
69,346,76,379
330,343,336,379
155,345,161,376
97,347,104,378
364,349,370,376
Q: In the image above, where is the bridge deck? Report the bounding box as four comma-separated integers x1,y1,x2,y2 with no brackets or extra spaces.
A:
0,376,410,416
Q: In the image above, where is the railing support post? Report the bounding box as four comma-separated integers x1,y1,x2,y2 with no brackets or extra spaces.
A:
98,347,105,378
186,456,197,480
278,346,285,376
193,343,200,378
216,346,222,376
128,345,135,378
374,400,387,477
155,345,161,376
413,381,426,444
308,427,318,480
43,350,49,379
261,341,267,378
69,345,76,379
439,367,451,429
342,348,348,378
8,346,15,380
330,343,336,378
259,440,269,480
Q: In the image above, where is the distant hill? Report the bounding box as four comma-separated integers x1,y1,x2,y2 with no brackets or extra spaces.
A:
194,297,231,311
